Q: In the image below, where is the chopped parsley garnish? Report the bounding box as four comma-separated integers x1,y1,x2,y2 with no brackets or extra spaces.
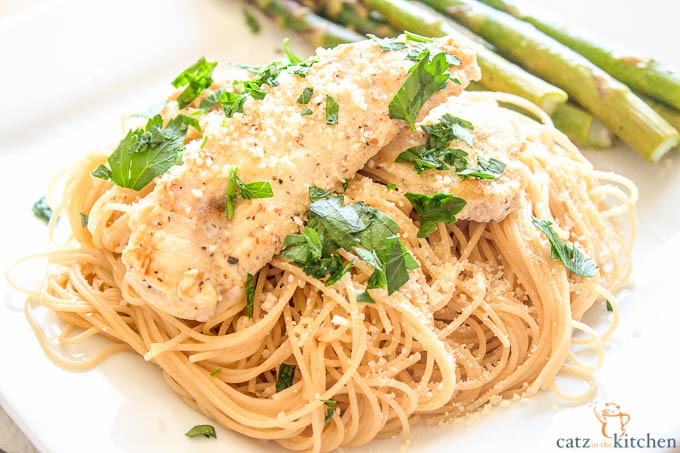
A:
198,89,250,118
606,301,613,312
309,185,333,201
172,57,217,109
326,95,339,125
425,113,474,148
199,135,208,149
386,183,397,191
326,260,354,286
342,178,349,191
394,114,504,179
80,213,88,227
210,368,221,377
92,114,198,191
32,196,53,224
225,167,274,219
404,31,433,43
245,273,255,319
301,108,313,116
282,38,301,65
395,113,473,173
455,156,507,180
242,7,260,34
322,399,336,425
396,146,468,174
297,87,314,104
282,188,418,296
276,364,296,392
407,41,461,67
367,34,407,51
384,236,411,294
405,192,467,238
193,40,316,120
531,217,598,277
185,425,216,439
197,88,226,111
388,49,451,132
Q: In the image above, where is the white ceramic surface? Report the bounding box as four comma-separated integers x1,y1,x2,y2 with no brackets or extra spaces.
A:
1,0,679,452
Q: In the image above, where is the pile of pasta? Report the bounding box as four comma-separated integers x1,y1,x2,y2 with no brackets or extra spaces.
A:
12,92,636,452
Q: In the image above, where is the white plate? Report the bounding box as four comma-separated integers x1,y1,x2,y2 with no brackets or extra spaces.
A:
1,0,679,452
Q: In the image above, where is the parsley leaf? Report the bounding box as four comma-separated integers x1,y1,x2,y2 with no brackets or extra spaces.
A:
282,38,301,65
354,204,400,257
388,50,450,132
308,193,364,251
342,178,349,192
242,7,260,34
198,88,227,111
354,247,387,291
357,291,376,303
396,146,468,174
326,95,339,125
531,217,598,277
407,42,461,66
32,196,53,224
322,399,336,425
301,108,313,116
185,425,216,439
405,192,467,238
92,114,197,191
282,188,418,296
395,114,475,174
304,254,343,280
226,167,238,219
405,31,433,43
424,113,474,148
297,87,314,104
225,167,274,219
237,180,274,199
210,368,221,377
606,301,613,312
386,183,397,191
245,273,255,319
455,156,506,180
367,34,407,51
276,364,296,392
309,186,334,202
172,57,217,109
80,213,88,227
324,258,353,286
215,90,250,118
384,236,410,295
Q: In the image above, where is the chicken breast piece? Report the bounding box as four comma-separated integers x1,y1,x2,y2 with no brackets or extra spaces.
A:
368,96,526,223
122,37,481,321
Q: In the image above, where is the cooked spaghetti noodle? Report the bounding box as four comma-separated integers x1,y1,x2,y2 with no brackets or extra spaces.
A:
8,90,636,453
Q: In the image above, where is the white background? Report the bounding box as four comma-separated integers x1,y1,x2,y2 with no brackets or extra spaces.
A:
1,0,679,452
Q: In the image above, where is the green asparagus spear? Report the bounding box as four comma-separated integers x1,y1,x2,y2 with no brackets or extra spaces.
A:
301,0,398,37
361,0,568,114
551,103,613,149
245,0,364,48
639,93,680,134
468,81,612,148
479,0,680,110
422,0,679,161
